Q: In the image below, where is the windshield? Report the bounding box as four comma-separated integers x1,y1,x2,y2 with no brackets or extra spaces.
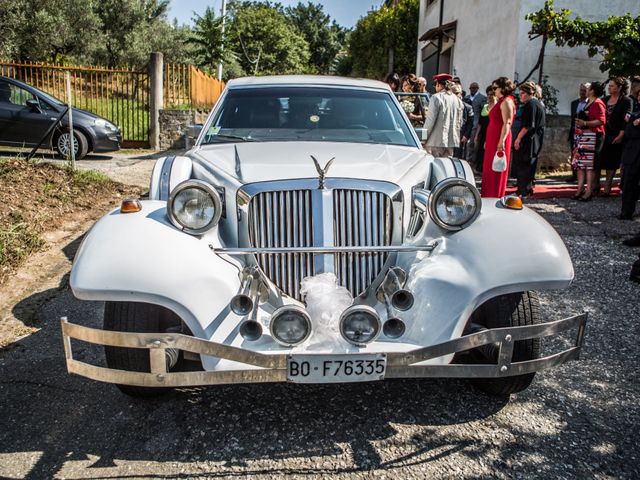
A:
202,86,418,147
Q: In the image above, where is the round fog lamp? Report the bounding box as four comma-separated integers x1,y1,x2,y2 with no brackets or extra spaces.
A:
428,178,481,231
270,306,312,346
340,305,381,345
168,180,222,234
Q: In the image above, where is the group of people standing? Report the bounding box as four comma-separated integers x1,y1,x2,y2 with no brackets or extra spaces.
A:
387,72,546,200
569,77,640,222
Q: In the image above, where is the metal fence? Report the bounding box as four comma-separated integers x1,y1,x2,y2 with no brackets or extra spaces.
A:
0,60,224,148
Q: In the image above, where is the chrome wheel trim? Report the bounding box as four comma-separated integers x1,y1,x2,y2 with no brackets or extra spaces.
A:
57,133,78,157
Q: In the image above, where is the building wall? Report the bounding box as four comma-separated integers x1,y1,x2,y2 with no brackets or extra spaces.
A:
516,0,639,115
417,0,521,92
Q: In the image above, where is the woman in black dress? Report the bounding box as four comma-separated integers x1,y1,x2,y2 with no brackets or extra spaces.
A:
599,77,633,196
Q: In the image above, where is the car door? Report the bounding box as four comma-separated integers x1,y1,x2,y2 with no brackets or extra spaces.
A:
0,80,58,146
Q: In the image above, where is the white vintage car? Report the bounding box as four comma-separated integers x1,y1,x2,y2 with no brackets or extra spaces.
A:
62,76,586,398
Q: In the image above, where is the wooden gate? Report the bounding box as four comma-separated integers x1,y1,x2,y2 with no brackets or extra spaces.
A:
0,61,150,148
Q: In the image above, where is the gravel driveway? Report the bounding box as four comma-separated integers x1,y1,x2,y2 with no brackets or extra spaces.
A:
0,184,638,479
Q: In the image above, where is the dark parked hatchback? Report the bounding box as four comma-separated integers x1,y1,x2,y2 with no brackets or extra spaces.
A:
0,75,121,159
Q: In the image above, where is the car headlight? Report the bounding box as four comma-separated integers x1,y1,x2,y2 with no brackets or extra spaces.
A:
94,119,118,131
428,178,481,231
270,306,312,346
168,180,222,234
340,305,381,345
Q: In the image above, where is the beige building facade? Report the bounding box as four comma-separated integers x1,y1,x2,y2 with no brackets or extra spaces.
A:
416,0,639,114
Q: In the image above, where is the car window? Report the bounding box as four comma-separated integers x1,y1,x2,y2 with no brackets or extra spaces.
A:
202,86,418,148
0,81,34,106
39,99,56,111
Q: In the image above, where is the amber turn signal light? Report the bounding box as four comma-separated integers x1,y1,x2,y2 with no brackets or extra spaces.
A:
120,198,142,214
501,195,523,210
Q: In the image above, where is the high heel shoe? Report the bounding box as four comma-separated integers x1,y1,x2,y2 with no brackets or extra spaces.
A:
572,190,584,200
579,193,593,202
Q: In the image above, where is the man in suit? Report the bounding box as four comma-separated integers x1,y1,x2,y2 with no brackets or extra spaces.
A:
513,81,546,197
423,73,463,157
464,82,487,161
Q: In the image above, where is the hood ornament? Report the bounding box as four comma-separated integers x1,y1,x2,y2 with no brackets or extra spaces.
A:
311,155,335,190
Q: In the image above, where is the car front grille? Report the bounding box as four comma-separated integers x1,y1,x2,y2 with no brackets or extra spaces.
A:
248,188,392,300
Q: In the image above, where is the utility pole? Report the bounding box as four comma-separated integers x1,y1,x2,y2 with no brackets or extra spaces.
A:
217,0,227,81
65,72,75,170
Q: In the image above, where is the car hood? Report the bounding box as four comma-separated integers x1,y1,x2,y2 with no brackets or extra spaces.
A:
191,141,428,188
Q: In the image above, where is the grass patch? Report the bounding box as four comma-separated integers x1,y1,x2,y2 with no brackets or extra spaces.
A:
0,213,44,273
72,168,110,187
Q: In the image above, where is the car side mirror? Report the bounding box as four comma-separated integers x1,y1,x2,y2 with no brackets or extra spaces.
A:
185,124,203,148
414,127,428,141
26,98,42,113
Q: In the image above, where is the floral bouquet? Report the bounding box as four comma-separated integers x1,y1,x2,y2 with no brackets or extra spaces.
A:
400,99,414,114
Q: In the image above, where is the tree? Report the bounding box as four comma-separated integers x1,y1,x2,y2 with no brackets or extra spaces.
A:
93,0,172,67
3,0,101,63
285,2,347,74
347,0,419,79
188,7,225,74
526,0,640,78
227,1,310,75
0,0,26,60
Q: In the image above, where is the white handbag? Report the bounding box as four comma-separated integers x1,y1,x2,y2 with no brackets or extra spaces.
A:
492,150,507,172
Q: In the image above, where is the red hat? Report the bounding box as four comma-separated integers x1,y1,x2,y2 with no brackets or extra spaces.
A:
432,73,453,82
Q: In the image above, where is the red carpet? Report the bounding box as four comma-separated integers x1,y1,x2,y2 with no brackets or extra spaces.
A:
506,183,621,199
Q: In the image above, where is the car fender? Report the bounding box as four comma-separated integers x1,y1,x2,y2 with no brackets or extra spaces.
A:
70,200,241,339
394,199,574,354
149,156,193,201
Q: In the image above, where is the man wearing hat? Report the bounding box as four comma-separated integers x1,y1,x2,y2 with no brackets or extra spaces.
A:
423,73,464,157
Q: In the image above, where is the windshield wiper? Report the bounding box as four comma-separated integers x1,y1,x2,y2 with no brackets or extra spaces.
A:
211,133,254,142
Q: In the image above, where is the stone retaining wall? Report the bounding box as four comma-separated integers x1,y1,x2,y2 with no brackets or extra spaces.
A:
538,115,571,171
159,110,208,150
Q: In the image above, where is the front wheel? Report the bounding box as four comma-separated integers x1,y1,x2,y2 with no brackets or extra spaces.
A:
104,301,183,398
55,129,89,160
469,291,541,396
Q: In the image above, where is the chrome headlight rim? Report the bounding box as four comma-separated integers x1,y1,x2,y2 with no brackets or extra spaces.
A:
427,178,481,231
168,179,222,235
269,305,312,347
339,305,382,346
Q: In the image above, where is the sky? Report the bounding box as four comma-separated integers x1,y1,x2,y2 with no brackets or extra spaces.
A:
167,0,382,29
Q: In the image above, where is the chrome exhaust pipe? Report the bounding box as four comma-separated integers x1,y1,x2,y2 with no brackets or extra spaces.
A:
377,267,414,311
230,268,264,316
391,289,414,311
240,320,263,341
381,294,406,339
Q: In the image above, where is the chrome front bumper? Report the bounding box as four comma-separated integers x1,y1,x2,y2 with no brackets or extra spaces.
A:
61,314,587,388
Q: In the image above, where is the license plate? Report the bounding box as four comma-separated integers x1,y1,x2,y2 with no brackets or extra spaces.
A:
287,354,386,384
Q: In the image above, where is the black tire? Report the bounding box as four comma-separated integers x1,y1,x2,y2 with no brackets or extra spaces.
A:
54,129,89,160
104,301,182,398
470,291,541,396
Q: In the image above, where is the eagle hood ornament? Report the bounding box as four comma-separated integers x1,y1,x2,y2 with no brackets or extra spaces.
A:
311,155,335,189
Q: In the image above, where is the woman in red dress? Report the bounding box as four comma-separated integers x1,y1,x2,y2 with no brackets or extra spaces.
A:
482,77,517,198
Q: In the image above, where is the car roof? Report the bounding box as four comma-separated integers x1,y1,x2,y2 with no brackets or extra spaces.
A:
226,75,390,91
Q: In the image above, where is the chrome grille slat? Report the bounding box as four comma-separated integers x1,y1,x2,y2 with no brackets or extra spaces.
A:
248,186,391,300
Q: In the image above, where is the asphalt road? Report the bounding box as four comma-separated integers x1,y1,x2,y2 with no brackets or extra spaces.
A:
0,191,638,479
